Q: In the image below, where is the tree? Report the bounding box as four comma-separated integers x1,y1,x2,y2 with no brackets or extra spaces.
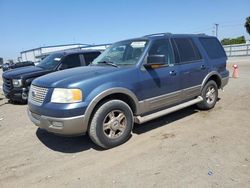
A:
221,36,246,45
245,16,250,35
0,57,3,65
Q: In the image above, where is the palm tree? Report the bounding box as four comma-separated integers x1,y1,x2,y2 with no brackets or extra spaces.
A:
245,16,250,35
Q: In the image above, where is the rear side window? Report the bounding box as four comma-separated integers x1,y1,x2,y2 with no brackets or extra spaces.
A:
199,38,226,59
61,54,81,69
172,38,202,63
83,52,101,65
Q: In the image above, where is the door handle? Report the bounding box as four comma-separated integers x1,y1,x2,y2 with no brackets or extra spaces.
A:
201,65,206,70
169,70,177,76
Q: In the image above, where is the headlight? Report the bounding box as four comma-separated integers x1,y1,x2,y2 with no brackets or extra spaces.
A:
51,88,83,103
12,79,22,87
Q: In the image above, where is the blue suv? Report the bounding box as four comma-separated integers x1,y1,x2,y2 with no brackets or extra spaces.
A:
28,33,229,149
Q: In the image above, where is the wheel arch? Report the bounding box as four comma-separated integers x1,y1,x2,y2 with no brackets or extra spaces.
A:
201,71,222,90
83,88,139,130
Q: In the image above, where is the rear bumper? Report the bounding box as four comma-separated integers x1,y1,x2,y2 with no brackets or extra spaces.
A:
28,109,87,136
221,76,229,88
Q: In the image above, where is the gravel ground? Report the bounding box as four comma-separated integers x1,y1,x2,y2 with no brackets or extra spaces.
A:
0,57,250,188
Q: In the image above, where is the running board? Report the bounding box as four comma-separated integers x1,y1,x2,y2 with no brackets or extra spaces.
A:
134,96,203,124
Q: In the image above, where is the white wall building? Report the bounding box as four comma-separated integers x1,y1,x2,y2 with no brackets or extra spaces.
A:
21,44,88,62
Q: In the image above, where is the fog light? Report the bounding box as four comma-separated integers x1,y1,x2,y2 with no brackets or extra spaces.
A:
50,121,63,129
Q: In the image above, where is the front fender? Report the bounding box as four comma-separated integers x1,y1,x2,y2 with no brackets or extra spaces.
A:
83,83,139,128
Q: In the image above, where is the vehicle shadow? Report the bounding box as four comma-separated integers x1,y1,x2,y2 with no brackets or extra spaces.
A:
36,128,104,153
133,106,198,135
36,105,201,153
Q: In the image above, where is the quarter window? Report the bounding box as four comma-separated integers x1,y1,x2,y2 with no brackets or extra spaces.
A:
172,38,202,63
199,38,226,59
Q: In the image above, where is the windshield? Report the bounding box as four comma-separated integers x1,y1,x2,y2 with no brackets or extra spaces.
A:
92,40,148,66
36,53,64,70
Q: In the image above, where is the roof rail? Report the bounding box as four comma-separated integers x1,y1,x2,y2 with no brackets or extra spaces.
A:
143,32,172,37
197,33,207,36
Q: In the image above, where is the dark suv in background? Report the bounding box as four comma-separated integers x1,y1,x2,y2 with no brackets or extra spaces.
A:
2,61,35,72
2,50,101,103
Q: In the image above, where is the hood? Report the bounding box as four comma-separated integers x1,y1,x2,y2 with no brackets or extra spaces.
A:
3,66,52,79
33,65,129,88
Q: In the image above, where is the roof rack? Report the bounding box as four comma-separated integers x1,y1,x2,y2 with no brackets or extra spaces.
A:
143,32,172,37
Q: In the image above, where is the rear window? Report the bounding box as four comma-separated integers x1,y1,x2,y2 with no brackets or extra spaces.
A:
199,38,226,59
172,38,202,63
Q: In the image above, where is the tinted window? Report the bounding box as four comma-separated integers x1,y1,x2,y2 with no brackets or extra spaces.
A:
173,38,202,63
148,39,173,65
199,38,226,59
60,54,81,69
83,52,101,65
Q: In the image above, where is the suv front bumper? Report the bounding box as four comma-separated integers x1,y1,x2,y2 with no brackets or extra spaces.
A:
3,86,29,101
28,110,86,136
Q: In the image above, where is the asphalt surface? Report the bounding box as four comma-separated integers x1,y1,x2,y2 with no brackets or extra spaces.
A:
0,57,250,188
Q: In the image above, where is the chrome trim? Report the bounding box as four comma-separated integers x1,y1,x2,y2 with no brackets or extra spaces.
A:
138,85,201,115
29,85,48,106
182,85,201,99
144,90,182,112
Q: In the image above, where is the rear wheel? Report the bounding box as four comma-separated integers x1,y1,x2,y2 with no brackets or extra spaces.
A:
88,100,133,149
197,80,218,110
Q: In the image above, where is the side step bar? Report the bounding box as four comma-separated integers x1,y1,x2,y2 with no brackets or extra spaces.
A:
134,96,203,124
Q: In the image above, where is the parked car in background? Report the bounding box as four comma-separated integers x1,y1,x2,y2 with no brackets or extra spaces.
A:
2,50,102,103
2,63,10,72
27,33,229,149
2,61,35,72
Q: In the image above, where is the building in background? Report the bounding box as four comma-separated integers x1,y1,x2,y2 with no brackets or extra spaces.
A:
20,43,87,62
20,43,111,63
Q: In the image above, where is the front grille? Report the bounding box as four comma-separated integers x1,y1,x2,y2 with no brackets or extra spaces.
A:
3,77,12,90
29,85,48,105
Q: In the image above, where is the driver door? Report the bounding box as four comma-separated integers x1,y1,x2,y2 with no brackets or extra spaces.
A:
138,39,181,113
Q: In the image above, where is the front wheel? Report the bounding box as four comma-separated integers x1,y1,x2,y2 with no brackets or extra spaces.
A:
197,80,218,110
88,100,134,149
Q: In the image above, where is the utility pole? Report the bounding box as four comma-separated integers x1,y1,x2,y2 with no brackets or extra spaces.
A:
215,23,219,37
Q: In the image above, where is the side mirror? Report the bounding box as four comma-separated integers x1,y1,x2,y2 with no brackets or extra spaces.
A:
144,55,166,69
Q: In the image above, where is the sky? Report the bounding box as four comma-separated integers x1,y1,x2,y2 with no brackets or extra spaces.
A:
0,0,249,60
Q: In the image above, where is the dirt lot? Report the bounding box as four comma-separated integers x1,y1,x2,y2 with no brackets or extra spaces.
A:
0,57,250,188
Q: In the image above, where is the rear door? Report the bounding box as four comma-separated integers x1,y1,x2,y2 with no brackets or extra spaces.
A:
171,37,208,100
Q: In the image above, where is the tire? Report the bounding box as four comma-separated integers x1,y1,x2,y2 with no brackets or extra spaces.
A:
88,100,134,149
197,80,218,110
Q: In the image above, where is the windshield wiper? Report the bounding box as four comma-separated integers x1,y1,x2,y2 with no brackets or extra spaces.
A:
97,61,118,67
